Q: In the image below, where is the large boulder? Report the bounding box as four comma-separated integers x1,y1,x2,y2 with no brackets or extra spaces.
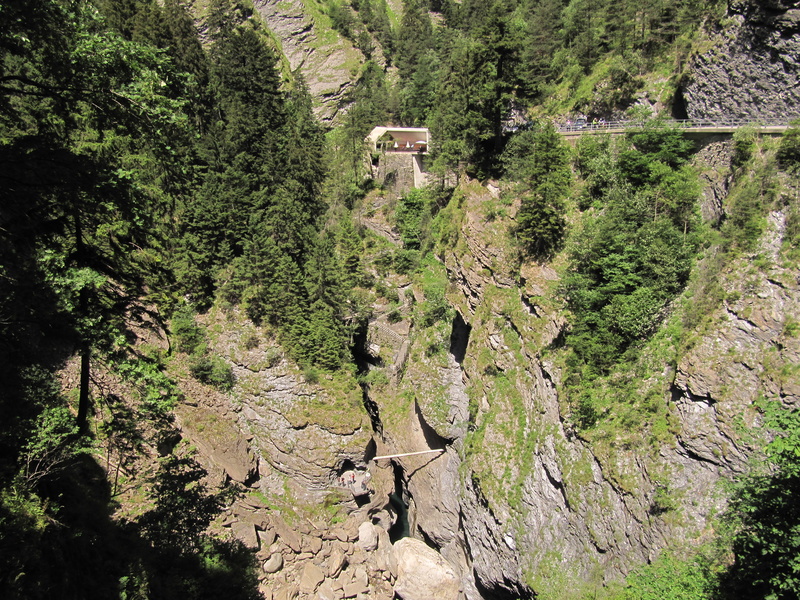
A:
392,538,460,600
356,521,379,552
263,553,283,574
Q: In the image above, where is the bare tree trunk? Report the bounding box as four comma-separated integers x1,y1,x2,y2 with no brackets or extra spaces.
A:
77,340,91,434
74,209,91,434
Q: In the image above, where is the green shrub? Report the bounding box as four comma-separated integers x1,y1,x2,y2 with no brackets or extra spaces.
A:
722,175,773,253
731,126,757,170
623,551,715,600
19,406,90,487
117,357,182,417
419,285,450,327
189,353,234,391
171,306,205,354
302,365,320,384
396,188,429,250
393,249,420,274
777,120,800,169
242,332,259,350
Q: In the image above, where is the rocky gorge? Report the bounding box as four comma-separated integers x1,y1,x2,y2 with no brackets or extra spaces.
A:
133,1,800,599
7,0,800,597
178,185,795,600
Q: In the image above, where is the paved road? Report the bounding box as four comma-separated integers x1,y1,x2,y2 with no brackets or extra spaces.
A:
554,118,795,137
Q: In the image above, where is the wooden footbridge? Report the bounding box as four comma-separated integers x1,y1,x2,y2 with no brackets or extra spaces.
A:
372,449,444,461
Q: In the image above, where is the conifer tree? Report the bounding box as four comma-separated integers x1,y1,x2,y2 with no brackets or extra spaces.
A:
395,0,435,82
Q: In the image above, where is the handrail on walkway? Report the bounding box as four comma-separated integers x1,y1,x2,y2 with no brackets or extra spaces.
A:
553,118,797,134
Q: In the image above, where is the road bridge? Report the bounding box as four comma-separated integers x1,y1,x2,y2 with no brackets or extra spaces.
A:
555,118,794,143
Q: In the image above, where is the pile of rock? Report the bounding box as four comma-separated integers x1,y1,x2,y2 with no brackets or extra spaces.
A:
223,499,460,600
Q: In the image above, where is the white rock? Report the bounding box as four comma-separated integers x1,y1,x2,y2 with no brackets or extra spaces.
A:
356,522,379,552
392,538,460,600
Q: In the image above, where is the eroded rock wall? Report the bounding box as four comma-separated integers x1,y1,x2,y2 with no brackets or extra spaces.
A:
253,0,362,122
367,169,800,598
683,0,800,121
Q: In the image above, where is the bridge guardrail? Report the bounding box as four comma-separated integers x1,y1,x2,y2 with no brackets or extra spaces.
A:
553,118,798,133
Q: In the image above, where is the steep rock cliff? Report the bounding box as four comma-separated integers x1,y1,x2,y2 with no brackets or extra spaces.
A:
683,0,800,121
361,156,800,598
253,0,362,122
176,308,371,498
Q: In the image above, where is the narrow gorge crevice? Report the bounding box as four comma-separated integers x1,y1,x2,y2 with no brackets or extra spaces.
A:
450,310,472,364
474,576,536,600
352,327,384,436
388,461,411,542
415,400,452,447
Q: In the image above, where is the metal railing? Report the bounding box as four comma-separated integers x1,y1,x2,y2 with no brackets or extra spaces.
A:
554,118,797,133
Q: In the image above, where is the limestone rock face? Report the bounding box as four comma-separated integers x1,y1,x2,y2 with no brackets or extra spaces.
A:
365,171,800,599
392,538,460,600
174,306,370,518
253,0,360,123
439,179,518,314
672,211,800,468
202,309,370,496
683,0,800,121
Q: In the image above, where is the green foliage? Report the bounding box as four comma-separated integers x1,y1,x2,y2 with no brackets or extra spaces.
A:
503,122,572,258
416,256,454,327
563,124,701,387
19,407,90,488
169,307,234,390
303,365,321,384
171,306,206,354
777,120,800,170
170,6,350,372
395,0,434,80
351,0,395,61
399,50,440,125
719,399,800,599
117,356,182,417
189,352,235,391
720,149,778,254
396,188,430,250
731,126,758,170
329,1,357,40
622,551,716,600
1,0,195,433
785,202,800,258
429,36,498,175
